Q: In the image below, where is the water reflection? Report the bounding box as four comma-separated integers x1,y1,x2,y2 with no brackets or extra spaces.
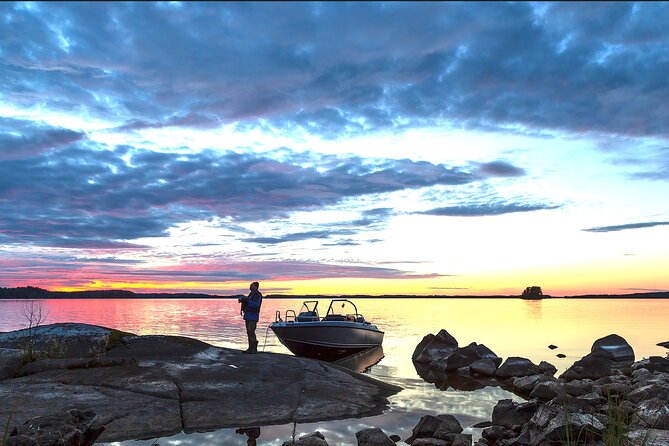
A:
334,346,384,373
235,427,261,446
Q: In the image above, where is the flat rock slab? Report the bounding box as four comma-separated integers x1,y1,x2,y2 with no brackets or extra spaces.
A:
0,324,401,443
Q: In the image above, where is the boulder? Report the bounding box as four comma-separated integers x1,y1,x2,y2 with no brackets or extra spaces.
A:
657,341,669,349
635,398,669,430
526,405,604,445
529,380,565,401
548,345,558,350
538,361,557,376
559,349,612,381
411,439,449,446
470,359,498,376
429,343,499,373
6,409,104,446
481,426,515,442
627,383,669,404
355,427,395,446
592,334,635,365
633,356,669,374
491,399,538,430
406,415,443,443
282,431,329,446
563,379,594,396
442,434,472,446
629,428,669,446
412,330,459,364
433,414,463,437
495,357,540,379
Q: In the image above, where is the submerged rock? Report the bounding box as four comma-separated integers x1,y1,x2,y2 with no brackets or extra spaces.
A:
429,342,499,373
282,431,329,446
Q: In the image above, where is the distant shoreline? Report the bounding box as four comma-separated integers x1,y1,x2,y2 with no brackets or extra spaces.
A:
1,286,668,300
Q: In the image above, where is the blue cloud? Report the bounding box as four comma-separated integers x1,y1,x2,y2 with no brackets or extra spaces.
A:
2,3,669,138
420,203,560,217
583,221,669,233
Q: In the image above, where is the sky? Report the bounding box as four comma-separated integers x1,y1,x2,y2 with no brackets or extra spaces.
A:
1,2,668,296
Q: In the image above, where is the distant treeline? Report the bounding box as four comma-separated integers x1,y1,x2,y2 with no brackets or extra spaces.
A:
0,286,238,300
1,286,667,300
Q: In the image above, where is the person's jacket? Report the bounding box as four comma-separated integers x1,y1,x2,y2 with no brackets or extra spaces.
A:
243,290,262,322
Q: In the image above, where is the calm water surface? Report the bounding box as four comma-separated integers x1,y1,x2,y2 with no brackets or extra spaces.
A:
1,298,667,445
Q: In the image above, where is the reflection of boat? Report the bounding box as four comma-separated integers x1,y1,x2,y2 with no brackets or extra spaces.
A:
334,345,385,373
270,299,384,361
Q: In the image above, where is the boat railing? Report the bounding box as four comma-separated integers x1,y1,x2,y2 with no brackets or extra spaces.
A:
275,309,297,322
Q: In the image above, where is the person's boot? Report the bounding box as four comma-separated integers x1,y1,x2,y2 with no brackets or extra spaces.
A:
250,340,259,353
242,340,252,354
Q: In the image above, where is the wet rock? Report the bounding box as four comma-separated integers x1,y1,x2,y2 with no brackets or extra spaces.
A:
412,330,459,364
6,409,104,446
495,357,540,379
0,348,22,381
512,374,544,396
635,398,669,430
471,421,492,428
429,343,499,373
592,334,635,365
572,392,606,411
556,353,566,358
355,427,395,446
389,434,401,442
282,431,329,446
491,399,538,430
548,345,558,350
406,415,444,443
444,433,472,446
433,414,463,437
633,356,669,374
658,341,669,349
538,361,557,376
529,380,565,401
481,425,515,442
411,439,448,446
470,359,498,376
559,349,612,381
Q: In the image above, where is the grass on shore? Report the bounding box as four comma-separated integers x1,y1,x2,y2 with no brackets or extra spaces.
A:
2,405,14,446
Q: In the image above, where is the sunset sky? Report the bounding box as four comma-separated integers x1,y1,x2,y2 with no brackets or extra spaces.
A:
1,2,668,296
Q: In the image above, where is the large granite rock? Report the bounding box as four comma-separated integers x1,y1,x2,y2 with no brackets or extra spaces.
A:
592,334,635,365
0,348,22,380
0,324,401,443
412,330,459,364
495,357,541,379
559,349,612,381
429,343,500,373
634,356,669,374
282,431,329,446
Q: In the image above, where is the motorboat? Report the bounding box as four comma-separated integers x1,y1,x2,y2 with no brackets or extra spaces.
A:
269,299,384,361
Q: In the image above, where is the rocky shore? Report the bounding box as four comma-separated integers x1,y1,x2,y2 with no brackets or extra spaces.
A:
273,332,669,446
0,323,401,445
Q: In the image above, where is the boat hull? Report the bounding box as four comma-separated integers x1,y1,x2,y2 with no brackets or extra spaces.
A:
270,321,384,361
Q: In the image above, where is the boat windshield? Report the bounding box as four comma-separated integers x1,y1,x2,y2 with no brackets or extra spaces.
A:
324,299,365,322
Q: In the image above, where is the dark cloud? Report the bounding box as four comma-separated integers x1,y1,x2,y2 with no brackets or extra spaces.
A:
0,135,491,248
582,221,669,233
475,160,526,178
2,3,669,138
242,229,354,245
420,203,560,217
0,117,85,160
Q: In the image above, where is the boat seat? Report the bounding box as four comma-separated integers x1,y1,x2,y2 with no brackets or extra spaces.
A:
323,314,347,321
296,311,319,322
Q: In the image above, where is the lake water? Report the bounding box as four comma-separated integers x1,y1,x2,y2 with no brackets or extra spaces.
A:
1,298,668,445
